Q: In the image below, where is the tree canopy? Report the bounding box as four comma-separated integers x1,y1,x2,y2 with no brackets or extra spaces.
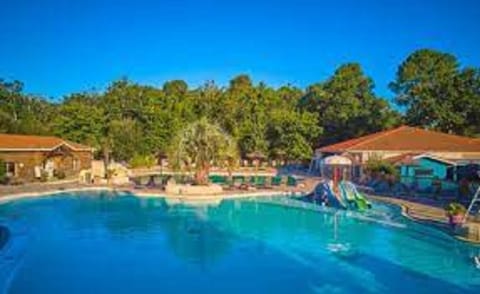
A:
1,49,478,165
390,49,480,136
299,63,400,145
168,118,239,184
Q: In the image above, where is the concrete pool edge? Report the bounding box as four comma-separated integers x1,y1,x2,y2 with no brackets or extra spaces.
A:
0,186,300,205
366,194,480,245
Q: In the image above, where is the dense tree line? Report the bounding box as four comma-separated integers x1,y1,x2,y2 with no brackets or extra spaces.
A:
1,49,479,164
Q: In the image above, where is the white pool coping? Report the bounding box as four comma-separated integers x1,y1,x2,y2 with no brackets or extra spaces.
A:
0,186,306,205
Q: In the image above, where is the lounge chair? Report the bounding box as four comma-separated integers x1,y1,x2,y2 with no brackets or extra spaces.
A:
209,175,226,184
223,176,235,190
264,177,273,189
255,176,266,189
271,176,282,187
233,175,245,184
287,176,297,187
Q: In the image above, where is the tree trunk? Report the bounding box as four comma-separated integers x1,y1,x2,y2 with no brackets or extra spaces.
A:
103,145,110,179
194,164,210,185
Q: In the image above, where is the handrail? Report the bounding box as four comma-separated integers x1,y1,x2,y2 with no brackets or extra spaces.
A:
462,172,480,224
463,185,480,224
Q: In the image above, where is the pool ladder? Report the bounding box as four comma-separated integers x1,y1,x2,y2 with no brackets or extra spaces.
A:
463,184,480,223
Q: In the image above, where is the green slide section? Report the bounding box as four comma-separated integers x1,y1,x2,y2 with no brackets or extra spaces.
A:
340,181,371,211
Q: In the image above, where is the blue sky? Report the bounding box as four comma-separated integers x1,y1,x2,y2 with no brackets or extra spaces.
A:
1,0,479,101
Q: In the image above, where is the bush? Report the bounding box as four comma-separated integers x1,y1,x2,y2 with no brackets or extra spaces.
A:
444,202,466,217
55,170,66,180
8,177,24,186
365,156,399,179
40,170,49,182
106,168,115,179
129,154,156,169
0,159,6,184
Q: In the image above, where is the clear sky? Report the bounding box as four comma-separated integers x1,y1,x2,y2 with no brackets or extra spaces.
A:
1,0,479,100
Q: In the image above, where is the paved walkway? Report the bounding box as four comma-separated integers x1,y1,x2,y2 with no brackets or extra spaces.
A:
0,177,322,200
367,194,480,243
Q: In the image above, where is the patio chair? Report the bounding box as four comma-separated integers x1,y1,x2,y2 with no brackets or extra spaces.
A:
271,176,282,187
255,176,266,189
132,176,149,189
223,176,235,190
233,175,245,184
287,176,297,187
264,177,273,189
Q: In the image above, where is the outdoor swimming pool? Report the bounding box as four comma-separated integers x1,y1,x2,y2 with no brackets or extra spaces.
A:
0,191,479,293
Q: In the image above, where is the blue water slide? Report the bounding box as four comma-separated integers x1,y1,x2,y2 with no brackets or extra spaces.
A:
322,181,347,209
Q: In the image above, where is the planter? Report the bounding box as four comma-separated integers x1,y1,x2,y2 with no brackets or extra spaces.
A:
448,214,464,226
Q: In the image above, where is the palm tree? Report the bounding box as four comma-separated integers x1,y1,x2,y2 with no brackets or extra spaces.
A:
168,118,239,185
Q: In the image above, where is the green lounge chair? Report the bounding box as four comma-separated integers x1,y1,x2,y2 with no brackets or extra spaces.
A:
233,175,245,184
271,176,282,186
287,176,297,187
255,176,266,188
209,175,226,184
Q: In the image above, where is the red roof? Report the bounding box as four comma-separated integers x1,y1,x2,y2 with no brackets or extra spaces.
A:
0,133,93,151
384,153,419,165
317,126,480,153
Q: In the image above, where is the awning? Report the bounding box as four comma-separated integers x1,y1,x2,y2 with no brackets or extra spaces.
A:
321,155,352,165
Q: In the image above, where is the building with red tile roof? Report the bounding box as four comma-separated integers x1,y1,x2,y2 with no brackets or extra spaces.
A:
0,133,93,182
311,126,480,180
315,125,480,163
317,125,480,154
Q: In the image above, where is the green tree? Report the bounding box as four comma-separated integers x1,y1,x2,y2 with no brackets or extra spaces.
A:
54,93,104,149
168,118,239,185
0,79,54,135
266,109,320,161
109,118,146,162
300,63,400,145
390,49,480,136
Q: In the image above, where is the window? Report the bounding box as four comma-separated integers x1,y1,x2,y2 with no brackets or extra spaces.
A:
446,166,455,180
5,162,16,177
73,159,80,170
414,168,433,177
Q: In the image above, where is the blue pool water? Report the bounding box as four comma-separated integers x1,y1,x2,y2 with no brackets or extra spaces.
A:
0,191,479,293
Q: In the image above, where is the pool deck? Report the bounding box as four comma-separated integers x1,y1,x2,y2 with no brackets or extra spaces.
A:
0,177,322,203
366,194,480,244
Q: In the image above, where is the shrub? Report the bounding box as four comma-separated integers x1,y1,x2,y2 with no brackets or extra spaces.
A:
0,160,6,184
8,177,24,186
106,169,115,179
55,170,66,180
444,202,466,217
40,170,49,182
129,154,156,169
365,156,399,179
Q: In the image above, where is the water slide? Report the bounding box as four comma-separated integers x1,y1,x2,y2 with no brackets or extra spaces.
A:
339,181,371,211
320,181,347,209
315,180,370,210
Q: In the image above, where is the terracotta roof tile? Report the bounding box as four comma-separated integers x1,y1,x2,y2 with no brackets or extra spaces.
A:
384,153,420,165
0,133,93,151
317,126,480,153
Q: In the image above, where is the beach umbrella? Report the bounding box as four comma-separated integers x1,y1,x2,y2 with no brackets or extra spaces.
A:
273,149,287,167
321,155,353,182
321,155,352,165
247,151,266,165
